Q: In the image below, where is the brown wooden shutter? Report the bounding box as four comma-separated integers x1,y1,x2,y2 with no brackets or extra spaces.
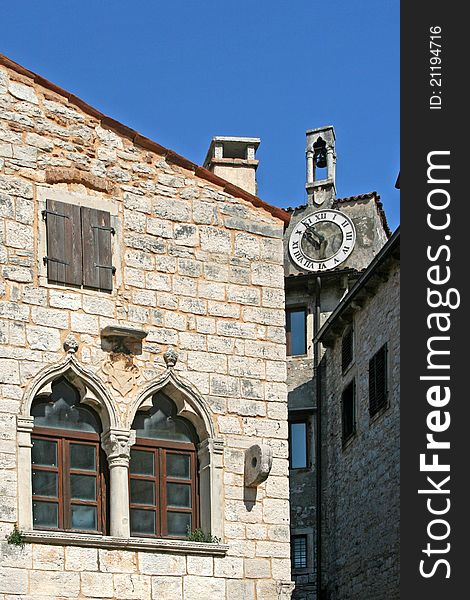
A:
44,199,83,286
81,207,114,291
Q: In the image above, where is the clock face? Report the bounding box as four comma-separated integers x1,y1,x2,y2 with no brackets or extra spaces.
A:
288,209,356,272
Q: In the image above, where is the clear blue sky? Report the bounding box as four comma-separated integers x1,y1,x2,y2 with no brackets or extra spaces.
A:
2,0,399,230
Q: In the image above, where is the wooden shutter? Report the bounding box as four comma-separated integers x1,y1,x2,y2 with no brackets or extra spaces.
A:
81,207,114,292
369,344,388,416
44,199,83,286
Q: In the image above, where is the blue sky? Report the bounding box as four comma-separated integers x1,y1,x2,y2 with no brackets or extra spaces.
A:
2,1,399,229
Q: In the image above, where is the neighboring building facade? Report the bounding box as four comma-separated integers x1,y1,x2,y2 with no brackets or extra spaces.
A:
283,127,392,599
317,230,400,600
0,54,295,600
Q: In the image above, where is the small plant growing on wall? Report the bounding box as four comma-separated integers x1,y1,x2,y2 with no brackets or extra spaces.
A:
186,526,220,544
6,524,25,548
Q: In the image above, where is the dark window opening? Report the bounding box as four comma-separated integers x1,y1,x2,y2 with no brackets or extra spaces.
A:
291,535,308,569
286,308,307,356
369,344,388,417
342,379,356,444
289,419,312,469
341,327,354,372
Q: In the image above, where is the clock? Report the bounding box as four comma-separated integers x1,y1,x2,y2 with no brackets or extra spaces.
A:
288,209,356,272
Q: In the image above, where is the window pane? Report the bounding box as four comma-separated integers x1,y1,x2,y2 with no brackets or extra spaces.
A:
166,454,190,480
131,509,156,536
292,536,308,569
71,505,97,530
290,422,307,468
288,309,306,356
33,501,58,528
70,474,96,501
32,470,58,498
167,512,191,537
132,393,194,442
167,483,191,508
31,379,101,433
32,439,57,467
130,479,155,505
130,450,154,476
70,444,96,471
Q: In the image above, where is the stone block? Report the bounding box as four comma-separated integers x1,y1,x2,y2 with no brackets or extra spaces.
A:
226,579,256,600
214,556,244,579
244,558,271,578
114,573,151,599
186,555,214,576
0,566,28,594
80,571,114,598
32,544,64,570
32,306,69,329
183,575,225,598
151,576,183,599
65,546,98,571
139,552,186,576
0,359,20,384
200,226,232,253
49,290,82,310
98,549,138,573
9,81,39,104
30,570,80,597
5,221,32,249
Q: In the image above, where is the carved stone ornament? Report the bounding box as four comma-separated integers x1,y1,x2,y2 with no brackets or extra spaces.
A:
101,353,139,396
244,443,273,487
101,429,136,467
63,334,79,354
163,347,178,368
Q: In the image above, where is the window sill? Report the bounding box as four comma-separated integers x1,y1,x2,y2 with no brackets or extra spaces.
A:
23,530,228,556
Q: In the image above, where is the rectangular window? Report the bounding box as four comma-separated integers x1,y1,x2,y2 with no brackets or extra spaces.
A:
341,327,354,372
342,379,356,444
369,343,388,417
286,308,307,356
43,199,115,292
289,418,312,469
291,535,308,569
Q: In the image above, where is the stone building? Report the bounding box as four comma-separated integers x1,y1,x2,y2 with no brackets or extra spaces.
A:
317,229,400,599
0,53,295,600
283,127,393,599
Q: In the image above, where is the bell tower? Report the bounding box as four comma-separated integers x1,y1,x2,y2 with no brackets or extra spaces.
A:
306,125,336,207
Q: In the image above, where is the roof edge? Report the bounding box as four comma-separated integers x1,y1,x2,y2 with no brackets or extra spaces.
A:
0,53,290,225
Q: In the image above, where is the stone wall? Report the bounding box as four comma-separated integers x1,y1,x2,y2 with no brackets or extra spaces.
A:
0,60,294,599
322,262,400,600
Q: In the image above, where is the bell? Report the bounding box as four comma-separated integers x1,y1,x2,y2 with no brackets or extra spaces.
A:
314,147,327,169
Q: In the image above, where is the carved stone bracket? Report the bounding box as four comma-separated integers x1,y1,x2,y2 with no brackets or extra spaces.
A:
163,347,178,368
17,416,34,447
244,443,273,487
101,429,136,468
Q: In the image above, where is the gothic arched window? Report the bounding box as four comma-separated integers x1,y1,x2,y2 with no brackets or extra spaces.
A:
129,392,199,539
31,378,107,533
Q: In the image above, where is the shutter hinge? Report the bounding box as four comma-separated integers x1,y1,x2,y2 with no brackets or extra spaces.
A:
42,209,70,221
94,263,116,274
44,256,69,266
92,225,115,235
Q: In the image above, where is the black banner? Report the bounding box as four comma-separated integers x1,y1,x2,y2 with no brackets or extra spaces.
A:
401,3,468,597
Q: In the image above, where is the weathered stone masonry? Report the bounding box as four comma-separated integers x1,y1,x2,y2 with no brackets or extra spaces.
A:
0,54,294,600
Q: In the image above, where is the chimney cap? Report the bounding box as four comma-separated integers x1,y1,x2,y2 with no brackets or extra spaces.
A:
204,136,260,168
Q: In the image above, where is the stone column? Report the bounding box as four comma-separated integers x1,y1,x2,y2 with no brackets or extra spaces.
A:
306,149,314,185
101,428,135,538
17,416,34,531
198,438,224,539
326,146,336,184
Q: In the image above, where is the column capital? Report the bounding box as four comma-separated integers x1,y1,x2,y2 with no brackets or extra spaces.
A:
101,428,136,468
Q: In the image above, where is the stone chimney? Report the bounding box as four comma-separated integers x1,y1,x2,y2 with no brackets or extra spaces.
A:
204,136,260,196
306,125,336,207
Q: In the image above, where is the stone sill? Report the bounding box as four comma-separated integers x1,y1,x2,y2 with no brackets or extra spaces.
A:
24,531,229,556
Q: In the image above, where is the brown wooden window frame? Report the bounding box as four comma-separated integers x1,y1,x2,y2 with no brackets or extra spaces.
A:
286,306,307,357
31,428,107,534
369,343,388,418
341,379,356,446
129,438,199,540
43,198,115,292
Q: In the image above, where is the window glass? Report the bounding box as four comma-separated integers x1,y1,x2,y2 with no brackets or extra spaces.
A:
167,512,191,537
369,344,388,417
32,379,100,433
342,380,356,443
133,393,195,442
290,422,308,469
291,535,308,569
287,308,307,356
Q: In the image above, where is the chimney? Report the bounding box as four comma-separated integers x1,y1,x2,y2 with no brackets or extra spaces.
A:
306,125,336,207
204,136,260,196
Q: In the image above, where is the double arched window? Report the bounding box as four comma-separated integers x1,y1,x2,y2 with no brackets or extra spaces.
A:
30,379,199,539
